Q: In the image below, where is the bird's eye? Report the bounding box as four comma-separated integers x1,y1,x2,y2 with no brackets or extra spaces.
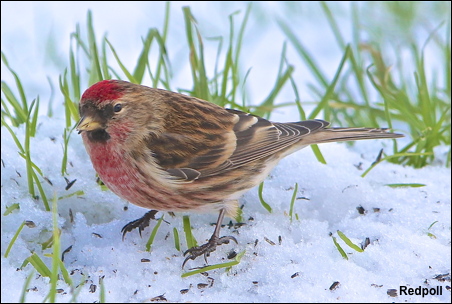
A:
113,103,122,113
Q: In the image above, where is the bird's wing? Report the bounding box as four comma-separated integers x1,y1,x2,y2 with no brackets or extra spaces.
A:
224,109,328,169
148,108,328,182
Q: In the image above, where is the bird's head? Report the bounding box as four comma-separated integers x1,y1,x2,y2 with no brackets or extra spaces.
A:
76,80,164,144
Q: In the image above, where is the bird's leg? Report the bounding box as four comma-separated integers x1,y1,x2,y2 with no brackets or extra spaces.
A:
182,208,237,268
121,210,159,240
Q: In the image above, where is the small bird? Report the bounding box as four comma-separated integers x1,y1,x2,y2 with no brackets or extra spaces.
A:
76,79,403,267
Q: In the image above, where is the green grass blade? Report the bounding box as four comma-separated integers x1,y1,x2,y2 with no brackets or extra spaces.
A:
59,259,73,286
289,183,298,222
173,227,180,251
61,128,71,175
1,52,28,113
46,76,55,118
32,169,50,211
17,152,44,176
3,203,20,216
278,20,328,88
385,183,426,188
182,6,210,100
24,100,36,198
1,81,28,125
27,253,52,277
428,221,439,231
332,236,348,260
145,215,165,251
4,221,26,258
1,117,25,153
86,10,104,84
337,230,364,252
182,250,245,277
29,97,39,137
310,144,327,165
289,73,306,120
105,38,137,83
69,277,87,302
100,35,111,80
183,215,197,249
309,45,351,120
320,2,346,49
99,276,106,303
48,193,60,303
58,190,84,201
19,270,35,303
69,44,81,103
258,181,272,213
254,42,294,118
59,70,79,126
233,3,251,74
133,29,155,84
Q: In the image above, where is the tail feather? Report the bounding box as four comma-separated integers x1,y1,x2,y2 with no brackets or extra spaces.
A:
301,127,404,145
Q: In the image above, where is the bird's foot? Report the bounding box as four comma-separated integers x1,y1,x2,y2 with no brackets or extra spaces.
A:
121,210,159,240
182,234,237,268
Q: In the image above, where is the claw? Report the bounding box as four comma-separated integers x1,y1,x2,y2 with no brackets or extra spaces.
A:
182,255,192,269
217,236,238,245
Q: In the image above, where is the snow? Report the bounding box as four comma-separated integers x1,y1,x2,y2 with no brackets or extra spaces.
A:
1,2,451,303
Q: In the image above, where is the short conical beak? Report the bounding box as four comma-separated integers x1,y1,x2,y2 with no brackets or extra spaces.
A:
76,116,102,132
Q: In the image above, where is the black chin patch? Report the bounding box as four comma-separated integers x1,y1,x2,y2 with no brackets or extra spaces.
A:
86,129,111,143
